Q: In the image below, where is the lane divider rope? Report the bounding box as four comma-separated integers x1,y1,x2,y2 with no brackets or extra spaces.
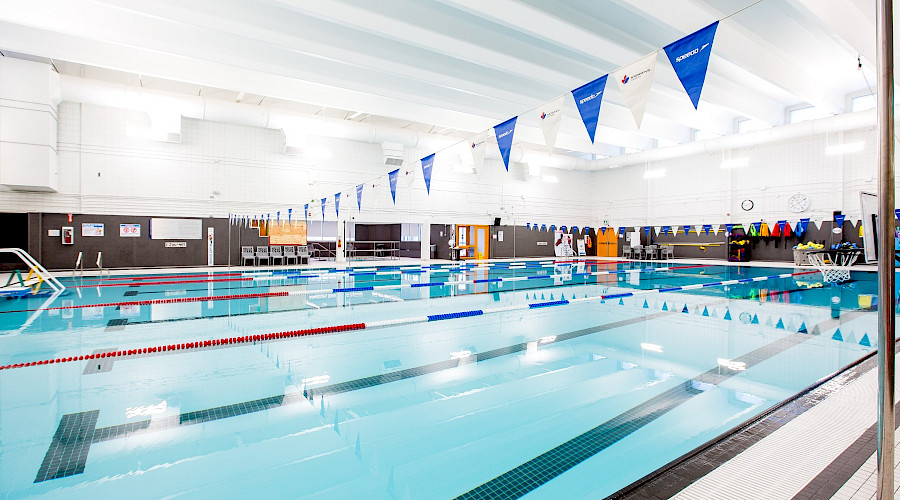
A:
0,264,711,315
0,269,820,371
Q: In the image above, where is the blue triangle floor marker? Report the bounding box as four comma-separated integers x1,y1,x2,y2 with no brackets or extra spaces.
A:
643,299,649,308
682,304,689,314
619,298,625,305
662,302,668,311
860,334,871,347
724,309,732,320
751,314,759,324
775,318,785,329
832,329,843,342
798,322,808,333
702,307,709,317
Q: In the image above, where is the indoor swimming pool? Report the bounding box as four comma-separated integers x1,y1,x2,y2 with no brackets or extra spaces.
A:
0,259,883,499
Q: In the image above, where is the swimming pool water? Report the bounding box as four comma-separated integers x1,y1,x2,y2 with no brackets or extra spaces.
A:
0,260,886,498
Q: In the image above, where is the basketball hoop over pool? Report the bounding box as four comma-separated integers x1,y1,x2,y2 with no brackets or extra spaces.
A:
807,249,863,283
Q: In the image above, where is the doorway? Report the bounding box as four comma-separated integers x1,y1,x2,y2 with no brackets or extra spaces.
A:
456,224,490,259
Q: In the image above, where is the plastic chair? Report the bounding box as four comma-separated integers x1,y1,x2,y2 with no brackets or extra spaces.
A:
646,245,659,260
283,246,298,265
661,245,674,260
633,245,645,260
297,245,310,265
269,246,283,265
622,245,633,259
241,246,255,266
255,246,269,266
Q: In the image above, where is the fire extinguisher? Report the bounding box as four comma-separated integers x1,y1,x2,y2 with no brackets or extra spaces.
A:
337,238,342,249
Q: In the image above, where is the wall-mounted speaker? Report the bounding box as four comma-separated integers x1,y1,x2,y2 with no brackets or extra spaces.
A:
493,217,501,226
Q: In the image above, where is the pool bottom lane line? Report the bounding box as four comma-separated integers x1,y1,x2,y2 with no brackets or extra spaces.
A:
452,330,816,500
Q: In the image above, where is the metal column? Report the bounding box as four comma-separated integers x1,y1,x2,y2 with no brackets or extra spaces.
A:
876,0,896,497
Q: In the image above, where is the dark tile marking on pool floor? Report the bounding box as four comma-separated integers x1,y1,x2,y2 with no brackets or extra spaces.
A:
452,327,830,500
123,290,138,297
105,318,128,331
34,410,99,482
82,348,119,375
34,308,681,481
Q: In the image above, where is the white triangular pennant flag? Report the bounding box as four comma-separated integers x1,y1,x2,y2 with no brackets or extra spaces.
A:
634,226,641,234
712,224,721,235
672,225,680,236
614,51,658,129
470,131,488,179
536,95,565,152
654,226,661,236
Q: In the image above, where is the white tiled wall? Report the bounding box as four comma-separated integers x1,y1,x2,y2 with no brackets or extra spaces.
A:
0,100,885,229
596,127,881,227
0,102,599,227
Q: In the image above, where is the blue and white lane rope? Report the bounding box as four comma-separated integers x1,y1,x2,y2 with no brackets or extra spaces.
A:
272,264,713,300
362,270,816,329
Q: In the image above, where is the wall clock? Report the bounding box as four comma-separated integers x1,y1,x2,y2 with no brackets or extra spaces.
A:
740,199,754,211
788,193,810,213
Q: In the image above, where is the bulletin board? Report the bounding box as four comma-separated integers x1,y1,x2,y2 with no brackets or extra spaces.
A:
268,221,308,245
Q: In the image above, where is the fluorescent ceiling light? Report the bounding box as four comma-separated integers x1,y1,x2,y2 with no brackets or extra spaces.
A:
720,157,750,169
640,342,663,353
825,141,865,155
642,169,666,179
541,175,559,183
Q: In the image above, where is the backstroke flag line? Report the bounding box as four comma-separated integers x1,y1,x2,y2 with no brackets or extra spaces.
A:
493,117,518,171
334,192,341,217
356,184,363,211
614,51,657,129
421,153,435,195
663,21,718,109
571,75,609,143
536,96,564,152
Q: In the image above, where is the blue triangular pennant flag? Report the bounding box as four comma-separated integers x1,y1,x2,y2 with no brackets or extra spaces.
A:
526,223,531,230
725,223,734,235
663,21,718,109
702,307,709,317
724,309,732,320
276,211,280,224
834,214,845,227
287,208,292,223
832,328,843,342
644,226,651,235
682,304,689,314
321,198,327,219
777,221,786,233
356,183,364,211
798,322,808,333
334,192,341,217
751,314,759,324
388,168,400,204
571,75,609,143
683,225,691,234
643,299,649,308
421,153,435,195
661,302,668,311
493,117,518,171
702,224,712,235
662,226,671,235
619,298,624,305
775,318,785,329
896,209,900,220
600,227,606,235
619,227,626,236
860,333,871,347
304,204,308,223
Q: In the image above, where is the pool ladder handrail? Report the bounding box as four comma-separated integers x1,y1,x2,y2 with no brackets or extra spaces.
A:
0,248,65,294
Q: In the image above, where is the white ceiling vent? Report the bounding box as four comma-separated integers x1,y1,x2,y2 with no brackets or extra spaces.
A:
382,142,404,166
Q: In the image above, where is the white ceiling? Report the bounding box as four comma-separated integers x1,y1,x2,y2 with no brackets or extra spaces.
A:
0,0,883,159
